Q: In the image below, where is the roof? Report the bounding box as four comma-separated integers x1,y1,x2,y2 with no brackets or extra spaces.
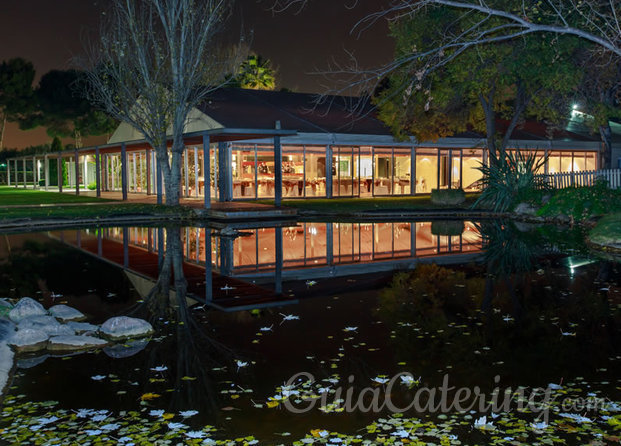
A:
198,88,392,135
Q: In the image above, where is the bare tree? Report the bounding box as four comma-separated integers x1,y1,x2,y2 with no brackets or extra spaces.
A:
82,0,242,205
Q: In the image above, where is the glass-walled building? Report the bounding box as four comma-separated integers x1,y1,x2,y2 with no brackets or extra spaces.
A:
8,88,606,200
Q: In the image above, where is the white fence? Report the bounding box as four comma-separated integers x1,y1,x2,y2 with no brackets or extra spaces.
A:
536,169,621,189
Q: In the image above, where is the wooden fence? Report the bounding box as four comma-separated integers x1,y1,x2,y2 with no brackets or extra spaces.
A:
536,169,621,190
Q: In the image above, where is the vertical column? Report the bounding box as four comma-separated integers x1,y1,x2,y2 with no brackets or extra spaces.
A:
95,147,101,198
7,159,10,186
156,151,163,204
326,223,334,266
274,122,283,206
184,148,189,197
194,147,199,198
22,158,26,188
205,228,213,302
203,133,211,209
218,141,232,201
326,145,333,198
97,231,103,257
57,154,63,193
44,155,49,190
274,227,283,295
146,149,151,195
13,160,17,187
410,222,417,257
32,156,37,189
121,143,128,200
75,149,80,195
132,152,137,193
122,227,129,268
410,146,416,195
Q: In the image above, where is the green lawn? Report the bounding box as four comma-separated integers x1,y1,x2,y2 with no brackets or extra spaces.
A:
0,186,110,205
0,203,190,221
259,193,481,213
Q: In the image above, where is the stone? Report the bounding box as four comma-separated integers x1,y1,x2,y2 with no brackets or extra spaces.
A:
104,338,149,359
18,316,75,337
0,319,16,342
8,298,47,323
0,299,12,318
430,188,466,206
47,335,108,352
17,354,49,369
514,202,538,216
49,305,86,322
99,316,154,341
8,329,49,353
0,341,14,394
66,321,99,334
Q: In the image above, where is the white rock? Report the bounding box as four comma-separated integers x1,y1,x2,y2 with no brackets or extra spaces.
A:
8,298,47,323
8,328,49,352
0,319,16,342
18,316,75,337
103,338,149,359
0,341,14,395
99,317,154,341
66,321,99,334
47,335,108,351
49,305,86,322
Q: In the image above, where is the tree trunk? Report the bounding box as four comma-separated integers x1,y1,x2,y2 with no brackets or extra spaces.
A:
599,124,613,169
479,86,498,161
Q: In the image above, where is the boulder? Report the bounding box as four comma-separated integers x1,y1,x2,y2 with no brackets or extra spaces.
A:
66,321,99,334
0,341,14,394
104,338,149,359
100,316,154,341
430,188,466,206
514,202,538,216
49,305,86,322
8,298,47,323
18,316,75,337
8,329,49,353
47,335,108,352
17,354,49,369
0,319,16,342
0,299,12,318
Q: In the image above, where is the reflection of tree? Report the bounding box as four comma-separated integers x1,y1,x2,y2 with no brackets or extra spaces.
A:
376,222,620,388
133,226,238,416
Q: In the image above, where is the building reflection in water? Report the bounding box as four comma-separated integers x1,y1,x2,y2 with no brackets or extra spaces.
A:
49,221,482,310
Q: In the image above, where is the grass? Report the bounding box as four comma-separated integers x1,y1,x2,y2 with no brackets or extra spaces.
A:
589,213,621,247
0,203,191,221
0,186,191,222
0,186,110,205
260,193,481,213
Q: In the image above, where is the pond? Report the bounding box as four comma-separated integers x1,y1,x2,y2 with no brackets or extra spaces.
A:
0,219,620,445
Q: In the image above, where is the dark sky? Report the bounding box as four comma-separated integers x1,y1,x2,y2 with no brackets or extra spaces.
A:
0,0,394,149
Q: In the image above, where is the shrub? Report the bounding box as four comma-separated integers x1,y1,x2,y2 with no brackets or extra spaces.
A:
87,182,97,190
473,151,548,212
538,180,621,221
430,188,465,206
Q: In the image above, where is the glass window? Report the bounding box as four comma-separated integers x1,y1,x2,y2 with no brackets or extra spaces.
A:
415,149,438,193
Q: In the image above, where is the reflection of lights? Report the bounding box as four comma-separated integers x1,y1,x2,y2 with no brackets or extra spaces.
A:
549,168,557,173
420,157,430,163
308,226,318,235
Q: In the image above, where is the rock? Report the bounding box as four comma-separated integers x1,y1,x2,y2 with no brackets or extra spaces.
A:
431,220,465,236
0,319,16,342
49,305,86,322
47,335,108,352
0,299,12,318
8,298,47,323
8,329,49,353
99,316,154,341
104,338,149,359
18,316,75,337
17,354,50,369
514,202,538,216
0,341,14,394
66,321,99,335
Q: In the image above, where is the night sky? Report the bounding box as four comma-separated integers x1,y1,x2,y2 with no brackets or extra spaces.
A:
0,0,393,149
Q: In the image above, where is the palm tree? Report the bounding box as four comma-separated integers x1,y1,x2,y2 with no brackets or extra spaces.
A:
236,55,276,90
